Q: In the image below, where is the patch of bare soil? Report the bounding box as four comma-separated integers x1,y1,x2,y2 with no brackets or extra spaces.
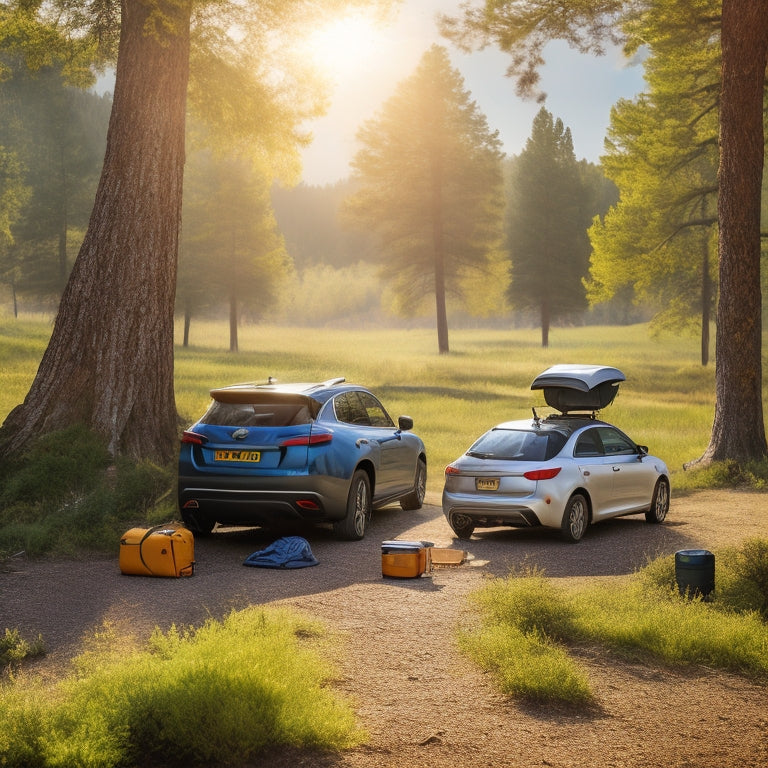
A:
2,489,766,768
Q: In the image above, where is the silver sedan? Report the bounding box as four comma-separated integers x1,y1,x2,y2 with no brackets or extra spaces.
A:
442,416,670,542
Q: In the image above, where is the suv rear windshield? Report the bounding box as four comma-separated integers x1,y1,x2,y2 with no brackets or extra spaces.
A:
467,428,567,461
202,401,314,427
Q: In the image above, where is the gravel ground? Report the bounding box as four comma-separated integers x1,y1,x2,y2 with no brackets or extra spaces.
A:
2,489,767,768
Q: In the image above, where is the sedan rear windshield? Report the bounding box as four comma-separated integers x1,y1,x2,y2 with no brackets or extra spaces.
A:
467,428,567,461
201,401,314,427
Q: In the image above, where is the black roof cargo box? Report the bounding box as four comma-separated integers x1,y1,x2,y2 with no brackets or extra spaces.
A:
531,364,625,414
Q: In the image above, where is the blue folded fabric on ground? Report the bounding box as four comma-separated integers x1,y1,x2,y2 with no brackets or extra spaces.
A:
243,536,319,569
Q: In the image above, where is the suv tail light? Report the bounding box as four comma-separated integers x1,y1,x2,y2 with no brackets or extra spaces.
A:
280,432,333,447
523,468,562,481
182,430,208,445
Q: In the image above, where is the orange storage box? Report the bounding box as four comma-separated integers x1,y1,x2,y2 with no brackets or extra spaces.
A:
120,524,195,577
381,540,431,578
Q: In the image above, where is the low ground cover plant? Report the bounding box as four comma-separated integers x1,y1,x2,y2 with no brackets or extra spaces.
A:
0,607,364,768
0,424,173,560
0,627,44,670
459,540,768,705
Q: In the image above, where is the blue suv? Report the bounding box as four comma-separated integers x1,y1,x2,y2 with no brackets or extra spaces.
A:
178,378,427,540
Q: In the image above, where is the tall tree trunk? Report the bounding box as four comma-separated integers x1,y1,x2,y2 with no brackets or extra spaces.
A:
229,290,239,353
431,162,449,354
183,307,191,348
0,0,191,462
701,232,710,367
541,299,550,348
688,0,768,466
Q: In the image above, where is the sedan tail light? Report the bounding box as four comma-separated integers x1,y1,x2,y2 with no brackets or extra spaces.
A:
444,464,460,476
182,430,208,445
523,467,562,481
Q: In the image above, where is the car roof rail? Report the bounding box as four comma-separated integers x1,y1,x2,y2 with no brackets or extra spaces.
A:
315,377,346,389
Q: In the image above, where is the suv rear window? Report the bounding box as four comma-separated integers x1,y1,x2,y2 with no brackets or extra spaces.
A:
467,428,567,461
201,401,313,427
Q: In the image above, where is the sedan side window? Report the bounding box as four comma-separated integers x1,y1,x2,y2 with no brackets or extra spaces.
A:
596,427,637,455
574,429,603,457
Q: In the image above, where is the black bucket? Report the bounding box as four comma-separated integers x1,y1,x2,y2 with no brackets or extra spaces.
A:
675,549,715,598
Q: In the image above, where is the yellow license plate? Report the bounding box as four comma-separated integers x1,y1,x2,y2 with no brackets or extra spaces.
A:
214,450,261,463
476,477,500,491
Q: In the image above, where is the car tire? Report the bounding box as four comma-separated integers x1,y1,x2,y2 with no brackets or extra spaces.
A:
333,469,372,541
180,511,215,536
449,513,475,540
645,478,670,523
561,493,589,543
400,459,427,511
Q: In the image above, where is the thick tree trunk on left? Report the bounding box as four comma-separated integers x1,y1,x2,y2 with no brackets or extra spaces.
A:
0,0,191,463
689,0,768,466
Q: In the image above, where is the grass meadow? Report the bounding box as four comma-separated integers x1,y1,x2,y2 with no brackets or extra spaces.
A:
3,315,767,493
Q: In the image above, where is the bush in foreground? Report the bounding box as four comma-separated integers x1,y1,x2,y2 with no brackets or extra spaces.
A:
0,607,364,767
460,541,768,705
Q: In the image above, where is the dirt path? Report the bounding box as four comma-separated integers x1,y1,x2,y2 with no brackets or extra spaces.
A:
2,489,766,767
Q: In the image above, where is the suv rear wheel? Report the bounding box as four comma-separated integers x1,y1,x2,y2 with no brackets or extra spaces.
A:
333,469,371,541
400,459,427,511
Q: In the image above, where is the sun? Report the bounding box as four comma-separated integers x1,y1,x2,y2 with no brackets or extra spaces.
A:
305,13,385,84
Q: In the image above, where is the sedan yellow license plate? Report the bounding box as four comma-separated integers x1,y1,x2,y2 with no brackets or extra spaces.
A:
214,450,261,463
476,477,500,491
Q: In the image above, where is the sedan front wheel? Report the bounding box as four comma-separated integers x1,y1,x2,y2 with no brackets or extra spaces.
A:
561,493,589,543
645,478,670,523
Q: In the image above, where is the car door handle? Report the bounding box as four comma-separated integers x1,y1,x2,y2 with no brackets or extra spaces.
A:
613,466,621,472
356,439,369,448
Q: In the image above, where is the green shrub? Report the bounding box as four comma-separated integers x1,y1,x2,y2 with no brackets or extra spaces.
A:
0,608,364,768
463,548,768,705
0,425,112,507
712,538,768,618
0,427,174,559
458,623,593,705
571,582,767,677
1,627,45,669
460,572,593,704
639,538,768,618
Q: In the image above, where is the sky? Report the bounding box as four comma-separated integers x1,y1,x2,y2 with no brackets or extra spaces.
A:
299,0,647,186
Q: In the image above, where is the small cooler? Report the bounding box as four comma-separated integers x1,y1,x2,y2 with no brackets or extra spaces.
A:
381,540,432,578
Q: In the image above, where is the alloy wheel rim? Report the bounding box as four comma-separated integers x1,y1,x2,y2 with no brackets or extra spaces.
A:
570,500,587,539
354,481,369,536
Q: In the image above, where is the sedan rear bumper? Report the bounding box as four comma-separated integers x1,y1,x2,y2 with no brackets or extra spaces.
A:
442,490,565,529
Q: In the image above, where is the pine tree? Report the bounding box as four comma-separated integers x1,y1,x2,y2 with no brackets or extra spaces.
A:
586,0,719,364
506,108,592,347
345,45,504,354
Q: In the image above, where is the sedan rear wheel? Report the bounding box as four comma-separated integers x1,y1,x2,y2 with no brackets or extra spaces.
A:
334,469,371,541
561,493,589,543
449,513,475,540
645,478,670,523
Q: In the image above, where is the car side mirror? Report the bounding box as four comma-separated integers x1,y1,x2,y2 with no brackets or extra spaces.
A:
398,415,414,431
637,445,648,457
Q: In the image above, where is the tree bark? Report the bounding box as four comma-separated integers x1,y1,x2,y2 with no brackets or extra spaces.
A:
0,0,191,463
431,158,450,354
689,0,768,466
